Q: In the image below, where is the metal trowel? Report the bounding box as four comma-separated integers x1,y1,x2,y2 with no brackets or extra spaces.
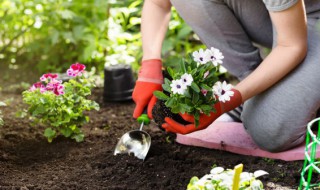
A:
114,111,151,160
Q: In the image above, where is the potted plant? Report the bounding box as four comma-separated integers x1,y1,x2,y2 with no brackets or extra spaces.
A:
153,47,234,127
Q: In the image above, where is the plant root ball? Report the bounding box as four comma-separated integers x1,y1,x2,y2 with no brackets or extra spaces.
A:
152,100,190,131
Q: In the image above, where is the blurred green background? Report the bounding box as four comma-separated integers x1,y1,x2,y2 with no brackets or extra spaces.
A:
0,0,205,86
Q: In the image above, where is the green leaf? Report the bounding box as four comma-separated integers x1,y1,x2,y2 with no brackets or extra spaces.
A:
162,82,171,93
51,29,60,45
72,133,84,142
153,91,169,100
33,105,47,116
44,128,56,143
60,127,73,137
200,83,212,91
167,67,175,78
177,24,192,39
194,112,200,127
180,104,193,112
56,10,76,20
190,82,200,93
199,105,213,112
179,58,187,73
192,92,199,104
166,97,176,108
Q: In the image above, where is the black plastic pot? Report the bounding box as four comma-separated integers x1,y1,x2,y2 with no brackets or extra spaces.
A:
103,65,135,102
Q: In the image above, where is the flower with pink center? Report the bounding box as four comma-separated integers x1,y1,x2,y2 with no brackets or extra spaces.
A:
40,73,58,81
30,82,46,93
67,63,86,77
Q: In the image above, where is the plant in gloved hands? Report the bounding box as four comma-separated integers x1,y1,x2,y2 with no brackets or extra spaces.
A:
154,47,236,127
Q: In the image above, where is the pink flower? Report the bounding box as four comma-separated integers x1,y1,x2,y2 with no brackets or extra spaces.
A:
30,82,46,93
53,84,65,95
201,89,208,96
45,79,64,95
67,63,86,77
40,73,58,81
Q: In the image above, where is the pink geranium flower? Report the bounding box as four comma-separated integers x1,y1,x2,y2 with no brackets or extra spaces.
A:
45,79,64,95
40,73,58,81
67,63,86,77
53,84,65,95
30,82,46,93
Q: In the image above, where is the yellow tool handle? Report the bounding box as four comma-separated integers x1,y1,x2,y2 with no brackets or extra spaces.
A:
232,164,243,190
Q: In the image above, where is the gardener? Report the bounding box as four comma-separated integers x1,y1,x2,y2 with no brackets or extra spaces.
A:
132,0,320,152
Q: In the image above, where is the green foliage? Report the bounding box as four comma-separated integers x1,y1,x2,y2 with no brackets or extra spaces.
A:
0,0,110,73
0,0,204,78
22,75,99,143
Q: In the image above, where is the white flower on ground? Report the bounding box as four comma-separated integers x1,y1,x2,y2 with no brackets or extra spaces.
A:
250,180,263,190
213,81,234,103
207,47,224,66
170,79,187,95
180,73,193,86
253,170,269,178
192,49,209,64
210,167,224,174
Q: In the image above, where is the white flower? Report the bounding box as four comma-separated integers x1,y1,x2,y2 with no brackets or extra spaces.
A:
250,180,263,190
180,73,193,86
207,47,224,66
240,172,252,182
192,49,209,64
253,170,269,178
213,81,234,103
210,167,224,174
170,79,187,95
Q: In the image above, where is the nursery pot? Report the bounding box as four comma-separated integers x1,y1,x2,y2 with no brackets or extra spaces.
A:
103,65,135,102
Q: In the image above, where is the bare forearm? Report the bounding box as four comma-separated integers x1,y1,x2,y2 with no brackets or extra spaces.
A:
141,0,171,60
235,0,307,102
236,45,307,101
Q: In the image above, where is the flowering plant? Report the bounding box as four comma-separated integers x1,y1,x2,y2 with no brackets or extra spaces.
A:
187,166,268,190
154,47,234,126
22,63,100,143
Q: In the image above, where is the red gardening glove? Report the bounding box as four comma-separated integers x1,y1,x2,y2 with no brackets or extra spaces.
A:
162,89,242,134
132,59,163,119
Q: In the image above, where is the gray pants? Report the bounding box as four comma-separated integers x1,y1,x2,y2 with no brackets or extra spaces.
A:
170,0,320,152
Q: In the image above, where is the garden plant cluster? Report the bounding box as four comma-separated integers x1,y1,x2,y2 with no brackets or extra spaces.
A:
22,63,99,143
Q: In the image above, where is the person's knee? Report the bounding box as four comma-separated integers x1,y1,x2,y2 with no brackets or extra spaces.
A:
242,111,306,152
254,132,305,153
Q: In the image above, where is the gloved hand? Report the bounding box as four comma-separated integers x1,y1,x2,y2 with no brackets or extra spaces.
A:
162,89,242,134
132,59,163,119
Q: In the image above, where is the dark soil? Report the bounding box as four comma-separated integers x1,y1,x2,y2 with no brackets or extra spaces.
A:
0,87,309,190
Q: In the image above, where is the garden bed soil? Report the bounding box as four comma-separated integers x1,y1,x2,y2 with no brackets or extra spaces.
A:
0,87,312,189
